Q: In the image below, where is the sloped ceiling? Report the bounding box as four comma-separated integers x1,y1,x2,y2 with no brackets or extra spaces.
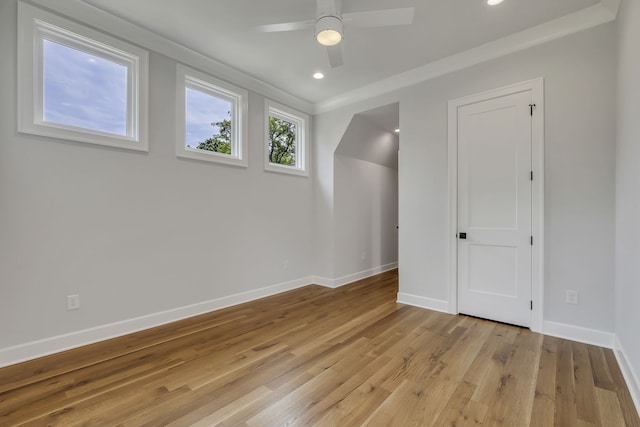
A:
335,104,399,169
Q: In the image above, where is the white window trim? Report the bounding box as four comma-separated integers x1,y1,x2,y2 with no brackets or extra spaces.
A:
176,64,248,167
264,99,309,177
17,2,149,151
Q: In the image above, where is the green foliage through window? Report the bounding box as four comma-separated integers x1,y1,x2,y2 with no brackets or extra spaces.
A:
269,116,296,166
193,114,231,154
188,111,298,164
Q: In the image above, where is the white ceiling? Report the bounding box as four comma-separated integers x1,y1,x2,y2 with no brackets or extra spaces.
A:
82,0,605,105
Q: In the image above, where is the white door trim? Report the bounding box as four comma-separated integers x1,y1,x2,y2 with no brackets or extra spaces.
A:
447,78,544,333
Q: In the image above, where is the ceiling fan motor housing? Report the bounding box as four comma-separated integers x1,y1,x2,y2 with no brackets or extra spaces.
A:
315,15,343,46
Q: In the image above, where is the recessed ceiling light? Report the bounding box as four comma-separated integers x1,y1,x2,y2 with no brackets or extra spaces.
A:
313,72,325,80
394,128,400,133
487,0,504,5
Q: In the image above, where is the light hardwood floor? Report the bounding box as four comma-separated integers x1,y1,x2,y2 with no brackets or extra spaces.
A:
1,270,638,426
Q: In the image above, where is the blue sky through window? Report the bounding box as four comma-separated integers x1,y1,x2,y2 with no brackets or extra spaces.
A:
185,88,231,149
43,39,127,135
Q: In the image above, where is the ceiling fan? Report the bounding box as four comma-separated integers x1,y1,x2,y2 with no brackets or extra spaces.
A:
258,0,415,68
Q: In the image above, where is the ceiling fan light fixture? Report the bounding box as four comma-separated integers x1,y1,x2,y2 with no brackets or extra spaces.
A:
315,15,343,46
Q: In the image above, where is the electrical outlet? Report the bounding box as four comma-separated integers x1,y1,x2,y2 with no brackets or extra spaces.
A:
361,252,366,261
566,290,578,305
283,259,289,270
67,294,80,310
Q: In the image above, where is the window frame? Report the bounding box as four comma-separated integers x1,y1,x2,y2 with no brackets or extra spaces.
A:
17,2,149,151
176,64,248,167
264,99,309,177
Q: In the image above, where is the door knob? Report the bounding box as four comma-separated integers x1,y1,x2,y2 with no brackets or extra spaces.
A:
459,232,467,239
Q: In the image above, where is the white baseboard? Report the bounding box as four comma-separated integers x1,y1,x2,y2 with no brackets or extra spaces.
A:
397,292,450,314
311,275,335,287
0,276,314,369
0,263,400,368
614,335,640,415
542,323,640,414
543,320,615,348
327,262,399,289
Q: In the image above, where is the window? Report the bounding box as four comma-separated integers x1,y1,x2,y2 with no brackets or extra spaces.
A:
264,99,309,176
176,65,248,167
42,40,128,135
17,3,149,151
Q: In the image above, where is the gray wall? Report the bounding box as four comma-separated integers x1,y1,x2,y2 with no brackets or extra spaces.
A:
334,154,398,278
333,115,399,279
0,0,627,368
616,0,640,390
0,0,314,349
315,22,617,333
398,23,617,331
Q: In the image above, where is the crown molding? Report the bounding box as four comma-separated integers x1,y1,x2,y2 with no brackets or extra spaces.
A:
314,2,618,114
23,0,619,117
25,0,314,115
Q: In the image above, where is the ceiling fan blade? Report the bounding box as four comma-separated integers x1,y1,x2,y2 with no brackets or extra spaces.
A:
257,20,314,33
327,45,343,68
342,7,414,28
317,0,341,16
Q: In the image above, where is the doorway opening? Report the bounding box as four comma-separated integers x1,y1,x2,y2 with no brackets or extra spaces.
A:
333,103,400,279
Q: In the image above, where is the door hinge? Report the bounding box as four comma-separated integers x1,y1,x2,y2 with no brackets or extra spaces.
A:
530,171,533,181
529,103,536,116
531,300,533,310
531,236,533,245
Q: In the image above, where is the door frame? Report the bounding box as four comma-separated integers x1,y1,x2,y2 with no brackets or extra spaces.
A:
447,78,544,333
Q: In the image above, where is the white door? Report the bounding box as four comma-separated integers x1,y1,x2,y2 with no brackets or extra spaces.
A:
457,90,532,327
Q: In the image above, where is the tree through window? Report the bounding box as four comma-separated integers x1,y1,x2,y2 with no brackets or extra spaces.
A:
193,116,232,155
265,99,308,176
177,65,247,167
268,116,296,166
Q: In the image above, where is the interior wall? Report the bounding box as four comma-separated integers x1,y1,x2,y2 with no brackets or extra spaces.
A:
0,0,314,350
332,114,399,278
315,22,617,333
615,0,640,390
313,94,400,281
399,22,617,332
0,0,625,364
334,156,398,278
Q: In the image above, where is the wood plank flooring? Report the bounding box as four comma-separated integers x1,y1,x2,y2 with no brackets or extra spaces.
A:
1,270,638,426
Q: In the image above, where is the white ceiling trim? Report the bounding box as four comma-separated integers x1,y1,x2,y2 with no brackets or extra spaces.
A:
24,0,620,117
27,0,314,114
314,2,618,114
